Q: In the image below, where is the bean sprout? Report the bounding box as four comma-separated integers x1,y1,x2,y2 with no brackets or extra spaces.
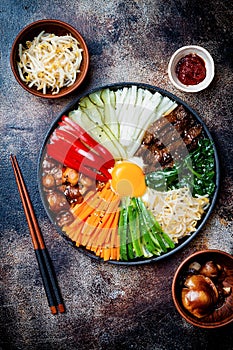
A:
143,187,210,243
17,31,83,95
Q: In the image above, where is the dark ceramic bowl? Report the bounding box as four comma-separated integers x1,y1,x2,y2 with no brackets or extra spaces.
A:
10,19,89,99
172,249,233,328
37,82,220,265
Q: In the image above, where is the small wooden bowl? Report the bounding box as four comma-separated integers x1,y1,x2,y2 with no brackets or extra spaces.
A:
172,250,233,328
10,19,89,99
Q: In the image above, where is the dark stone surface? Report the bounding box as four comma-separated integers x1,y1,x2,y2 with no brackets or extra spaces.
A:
1,1,232,349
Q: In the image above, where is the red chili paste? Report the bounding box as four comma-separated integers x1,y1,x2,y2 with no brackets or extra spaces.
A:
175,53,206,85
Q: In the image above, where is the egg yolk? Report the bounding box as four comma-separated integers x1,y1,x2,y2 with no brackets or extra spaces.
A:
111,161,146,197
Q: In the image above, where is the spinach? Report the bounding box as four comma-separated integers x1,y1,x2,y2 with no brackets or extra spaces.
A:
145,138,216,197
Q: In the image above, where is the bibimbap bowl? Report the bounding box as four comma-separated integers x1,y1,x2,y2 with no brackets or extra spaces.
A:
38,82,220,265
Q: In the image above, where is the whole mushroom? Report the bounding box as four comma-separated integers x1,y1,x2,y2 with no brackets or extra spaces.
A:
47,191,69,213
199,261,220,278
42,174,56,189
62,167,79,186
182,274,218,318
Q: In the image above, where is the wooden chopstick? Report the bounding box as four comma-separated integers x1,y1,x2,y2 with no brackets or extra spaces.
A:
10,154,65,315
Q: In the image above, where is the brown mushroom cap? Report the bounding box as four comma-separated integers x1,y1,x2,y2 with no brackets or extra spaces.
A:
42,174,56,189
182,274,218,318
199,260,220,278
62,167,79,186
47,191,69,213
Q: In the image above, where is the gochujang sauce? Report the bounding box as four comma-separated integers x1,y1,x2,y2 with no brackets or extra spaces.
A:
176,53,206,85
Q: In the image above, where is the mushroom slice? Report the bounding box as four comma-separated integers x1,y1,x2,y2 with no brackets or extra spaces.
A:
182,274,218,318
42,174,56,189
62,167,79,186
47,191,69,213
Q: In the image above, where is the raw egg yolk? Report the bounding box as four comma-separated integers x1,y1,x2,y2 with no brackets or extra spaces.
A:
111,161,146,197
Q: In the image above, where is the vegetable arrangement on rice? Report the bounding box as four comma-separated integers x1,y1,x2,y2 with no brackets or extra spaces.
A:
41,85,216,262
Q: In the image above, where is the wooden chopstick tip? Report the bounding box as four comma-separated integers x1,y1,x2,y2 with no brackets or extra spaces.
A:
50,304,65,315
58,304,66,313
10,153,16,160
10,153,15,164
50,306,58,315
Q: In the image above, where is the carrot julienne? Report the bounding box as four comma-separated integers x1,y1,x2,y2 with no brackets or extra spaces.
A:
63,184,121,260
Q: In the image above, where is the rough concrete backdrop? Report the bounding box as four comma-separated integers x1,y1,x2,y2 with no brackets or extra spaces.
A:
0,1,233,349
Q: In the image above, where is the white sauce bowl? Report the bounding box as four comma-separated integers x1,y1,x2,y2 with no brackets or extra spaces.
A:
168,45,215,93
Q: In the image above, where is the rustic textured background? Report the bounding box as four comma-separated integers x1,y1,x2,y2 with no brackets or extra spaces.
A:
0,1,232,349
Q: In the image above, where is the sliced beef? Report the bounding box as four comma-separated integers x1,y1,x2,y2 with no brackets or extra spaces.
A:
137,104,203,172
183,125,203,145
165,105,188,122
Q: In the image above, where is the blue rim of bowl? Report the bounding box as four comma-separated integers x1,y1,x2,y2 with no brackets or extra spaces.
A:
37,82,220,265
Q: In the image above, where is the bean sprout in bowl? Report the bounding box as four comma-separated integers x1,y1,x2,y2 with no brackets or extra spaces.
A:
10,19,89,98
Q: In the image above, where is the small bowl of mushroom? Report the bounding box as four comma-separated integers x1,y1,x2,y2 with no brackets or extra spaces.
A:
172,250,233,328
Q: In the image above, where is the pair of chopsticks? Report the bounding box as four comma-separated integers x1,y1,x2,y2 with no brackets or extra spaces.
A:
10,154,65,315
